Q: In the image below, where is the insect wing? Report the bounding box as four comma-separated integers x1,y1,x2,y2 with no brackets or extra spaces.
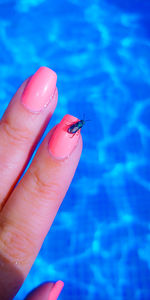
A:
68,123,79,133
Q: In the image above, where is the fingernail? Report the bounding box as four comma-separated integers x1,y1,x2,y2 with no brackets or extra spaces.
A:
48,114,81,159
48,280,64,300
22,66,57,113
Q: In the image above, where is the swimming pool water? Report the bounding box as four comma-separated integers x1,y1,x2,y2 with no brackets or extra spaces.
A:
0,0,150,299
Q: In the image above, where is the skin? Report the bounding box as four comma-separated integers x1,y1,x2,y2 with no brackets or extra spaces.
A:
0,74,82,299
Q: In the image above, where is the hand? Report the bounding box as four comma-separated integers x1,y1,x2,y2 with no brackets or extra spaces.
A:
0,66,82,299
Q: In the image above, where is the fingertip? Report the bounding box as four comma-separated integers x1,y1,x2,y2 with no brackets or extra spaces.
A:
48,114,83,160
24,282,55,300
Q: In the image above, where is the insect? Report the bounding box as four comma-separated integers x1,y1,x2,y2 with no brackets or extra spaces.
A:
67,120,85,134
67,117,90,137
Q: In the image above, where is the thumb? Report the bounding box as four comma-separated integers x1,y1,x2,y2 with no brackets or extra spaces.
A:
25,280,64,300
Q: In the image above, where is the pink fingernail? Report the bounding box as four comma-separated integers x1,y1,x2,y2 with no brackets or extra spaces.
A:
48,114,81,159
48,280,64,300
22,66,57,113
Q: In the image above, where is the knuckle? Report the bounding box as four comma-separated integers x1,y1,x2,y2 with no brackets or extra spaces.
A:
0,216,36,266
28,167,61,201
1,117,32,145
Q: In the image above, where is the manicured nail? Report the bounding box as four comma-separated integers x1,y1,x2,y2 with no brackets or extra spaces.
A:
22,66,57,113
48,280,64,300
48,114,81,159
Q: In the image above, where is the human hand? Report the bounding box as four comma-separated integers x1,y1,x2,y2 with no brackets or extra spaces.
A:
0,67,83,299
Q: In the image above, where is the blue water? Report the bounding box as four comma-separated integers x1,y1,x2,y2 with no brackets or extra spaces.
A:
0,0,150,299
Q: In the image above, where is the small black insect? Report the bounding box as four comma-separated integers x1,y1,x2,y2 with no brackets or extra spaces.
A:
67,120,85,134
67,117,90,137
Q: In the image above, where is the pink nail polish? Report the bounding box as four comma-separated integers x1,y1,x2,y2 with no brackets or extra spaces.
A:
48,114,81,159
22,66,57,113
48,281,64,300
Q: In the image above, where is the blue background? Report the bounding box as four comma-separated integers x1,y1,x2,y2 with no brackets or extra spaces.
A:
0,0,150,299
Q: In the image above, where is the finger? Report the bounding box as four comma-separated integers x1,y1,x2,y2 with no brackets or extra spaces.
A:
0,66,57,204
25,281,64,300
0,114,82,299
